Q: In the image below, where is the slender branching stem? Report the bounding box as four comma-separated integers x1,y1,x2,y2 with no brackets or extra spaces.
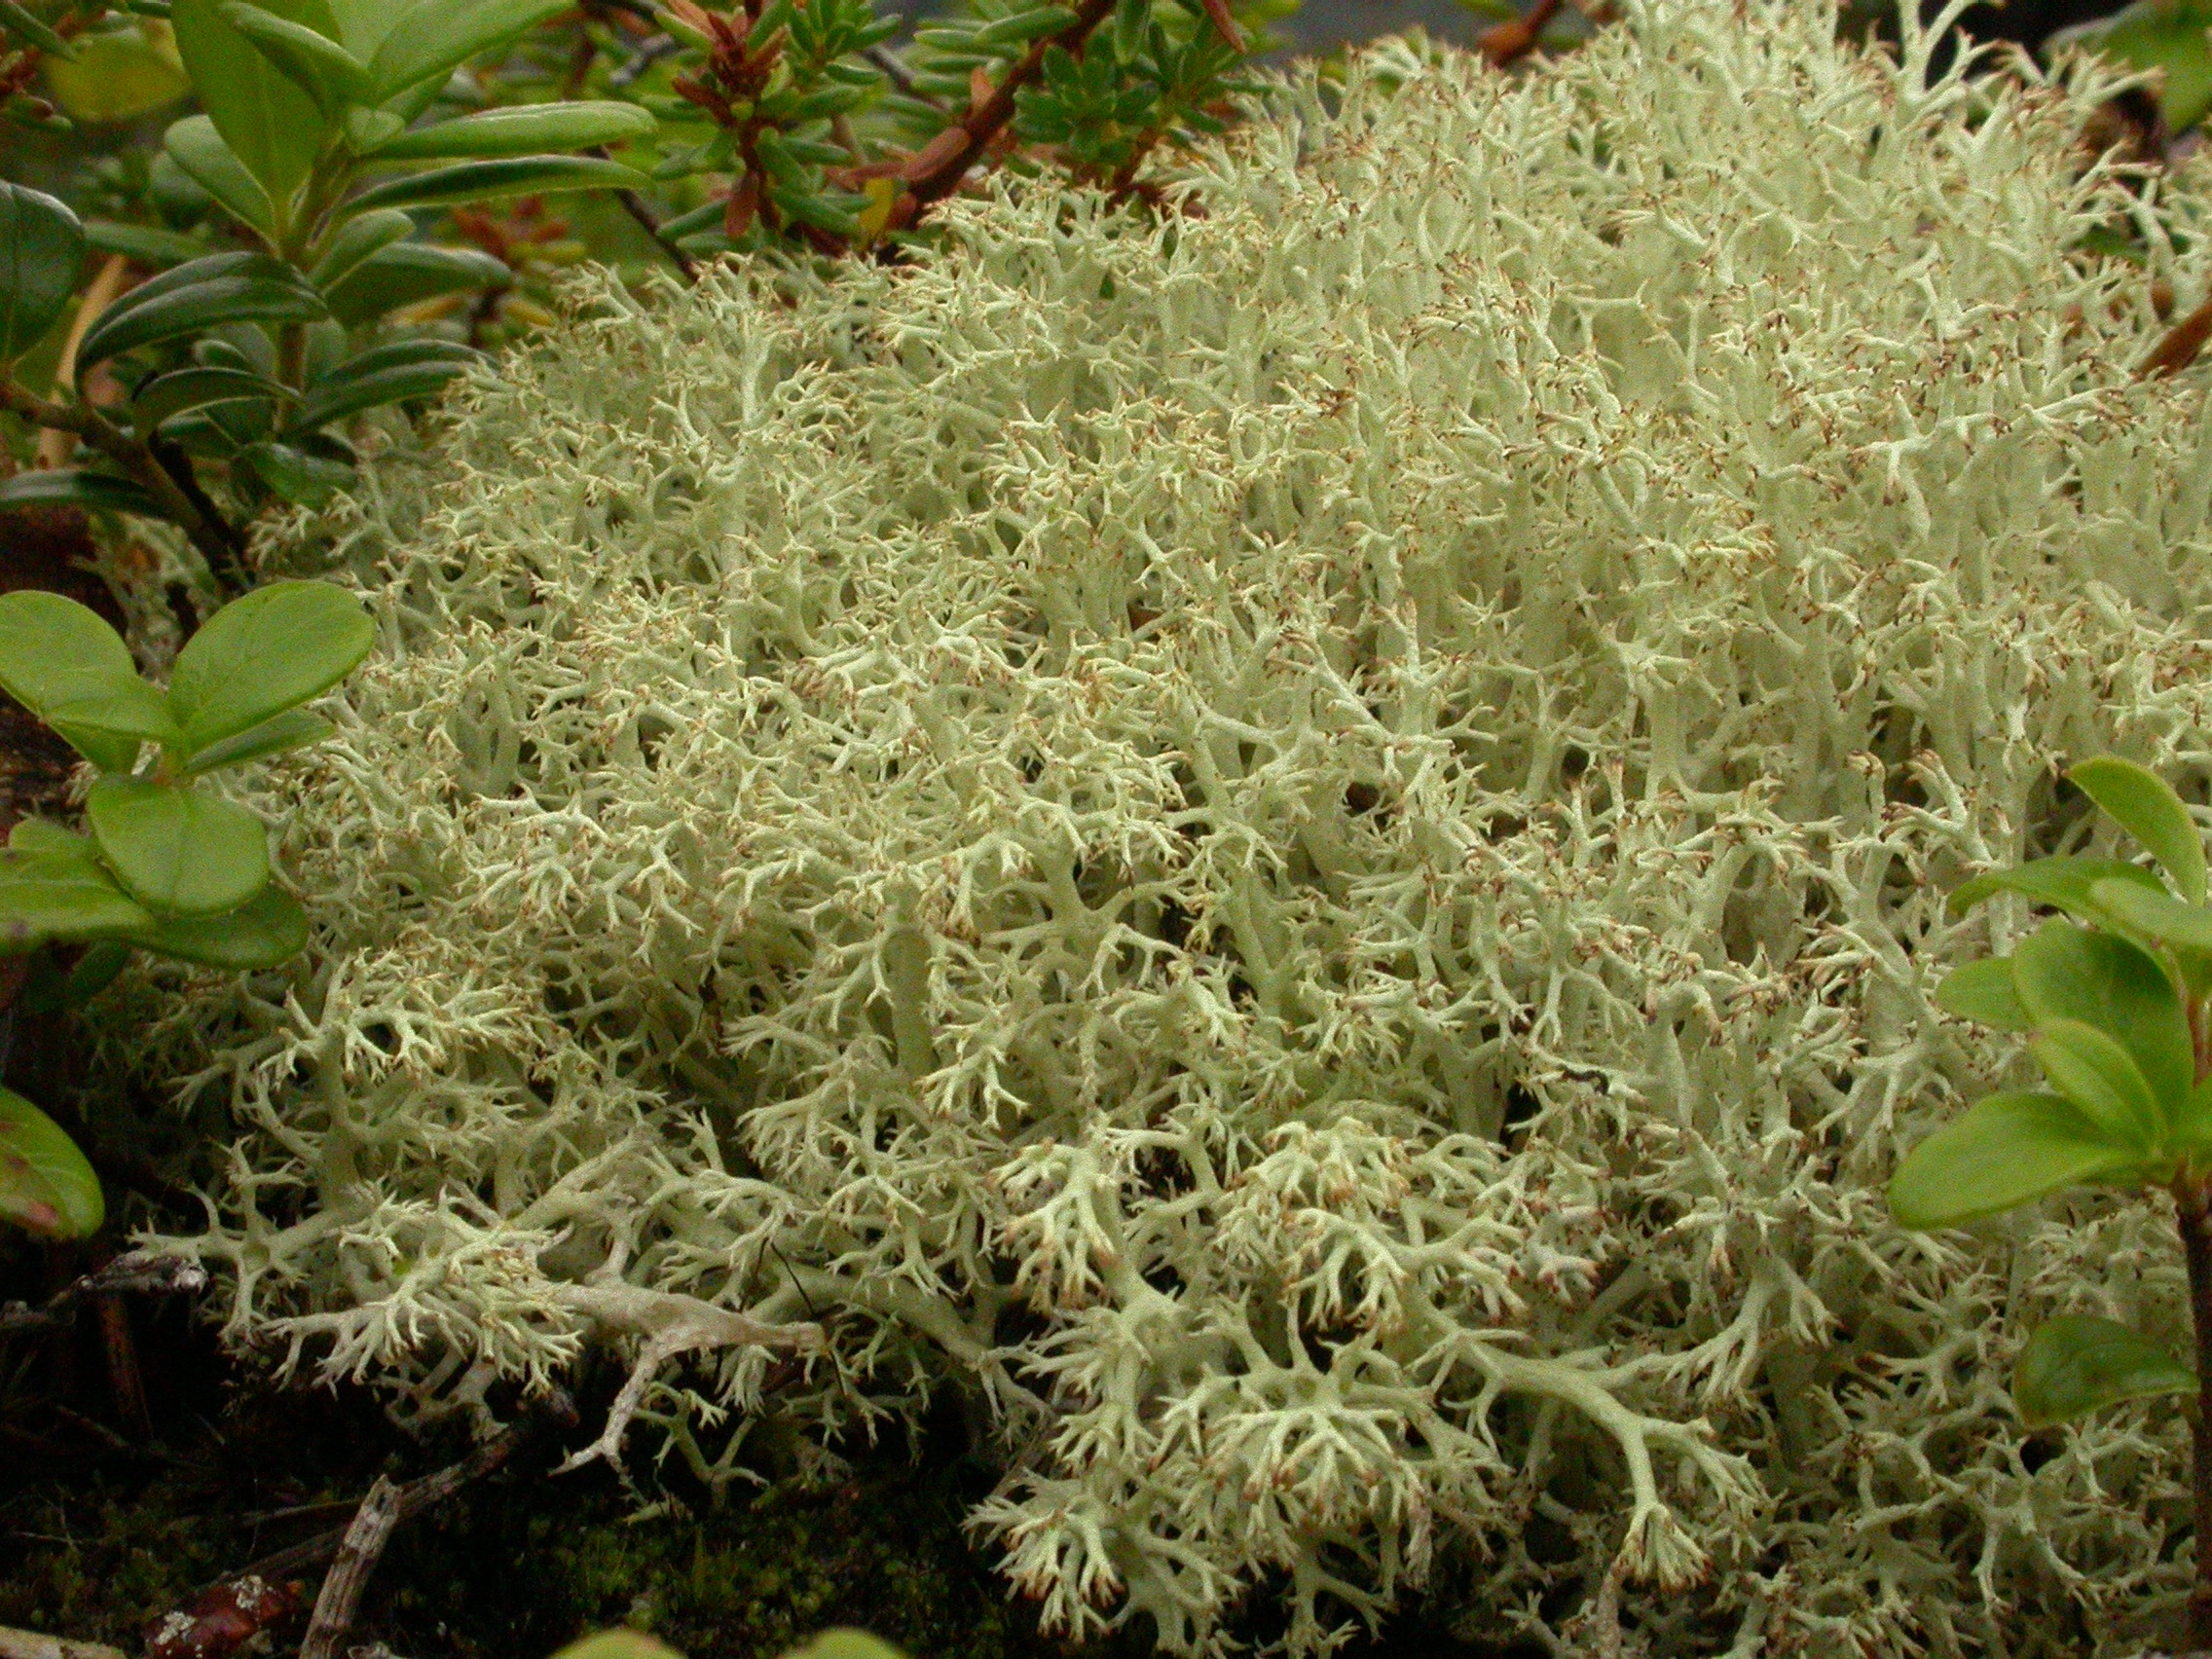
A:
0,379,249,591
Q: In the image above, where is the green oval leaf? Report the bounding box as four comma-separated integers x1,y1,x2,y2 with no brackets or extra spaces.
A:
0,589,174,768
2014,1313,2197,1430
1947,855,2167,921
785,1635,909,1659
307,204,411,288
1933,956,2030,1031
87,774,270,916
128,880,307,968
237,438,348,505
0,1088,104,1240
2010,919,2195,1111
179,706,332,774
84,216,207,267
0,466,169,522
2028,1017,2164,1147
165,114,277,234
2087,877,2212,954
76,250,328,371
369,99,656,162
44,21,191,121
168,577,374,757
2070,757,2207,906
0,820,157,949
547,1635,686,1659
345,154,651,216
319,240,507,326
171,0,341,215
133,363,294,437
1889,1089,2141,1230
364,0,570,100
0,181,86,364
290,337,481,430
220,0,370,117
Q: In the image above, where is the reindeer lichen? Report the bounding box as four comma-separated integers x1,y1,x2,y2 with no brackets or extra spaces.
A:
116,2,2212,1650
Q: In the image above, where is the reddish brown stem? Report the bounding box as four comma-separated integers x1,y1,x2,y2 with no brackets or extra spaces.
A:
889,0,1123,227
1478,0,1566,68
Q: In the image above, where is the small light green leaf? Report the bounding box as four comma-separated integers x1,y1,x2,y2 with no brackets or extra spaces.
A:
179,707,331,773
0,466,168,523
1933,956,2030,1031
87,775,270,916
0,1088,104,1239
2028,1017,2164,1147
0,589,174,768
171,0,341,214
132,363,293,437
345,154,650,216
1888,1089,2141,1230
342,104,404,152
1948,855,2166,921
364,0,570,101
0,822,157,949
128,881,307,968
220,0,370,117
44,20,190,120
319,240,507,326
307,204,412,288
369,99,656,161
2071,757,2207,905
548,1636,686,1659
0,181,86,364
2088,878,2212,954
289,337,481,430
2011,919,2195,1111
2014,1313,2197,1430
76,249,328,371
168,577,374,757
165,114,277,234
785,1635,909,1659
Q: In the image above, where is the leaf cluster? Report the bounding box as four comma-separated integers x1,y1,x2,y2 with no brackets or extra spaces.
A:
0,577,371,1241
1899,759,2212,1428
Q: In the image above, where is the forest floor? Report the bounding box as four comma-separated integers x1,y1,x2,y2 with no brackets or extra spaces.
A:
0,1289,1519,1659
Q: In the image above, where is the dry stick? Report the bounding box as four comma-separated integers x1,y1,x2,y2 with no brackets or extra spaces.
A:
296,1477,402,1659
207,1393,578,1659
0,1251,207,1338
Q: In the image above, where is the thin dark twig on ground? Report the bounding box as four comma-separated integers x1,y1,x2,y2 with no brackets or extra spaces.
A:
0,1251,206,1337
170,1391,580,1659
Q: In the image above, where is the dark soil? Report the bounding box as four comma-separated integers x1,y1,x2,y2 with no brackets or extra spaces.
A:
0,1291,1520,1659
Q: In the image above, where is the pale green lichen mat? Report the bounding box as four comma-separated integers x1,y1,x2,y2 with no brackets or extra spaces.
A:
129,1,2212,1650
